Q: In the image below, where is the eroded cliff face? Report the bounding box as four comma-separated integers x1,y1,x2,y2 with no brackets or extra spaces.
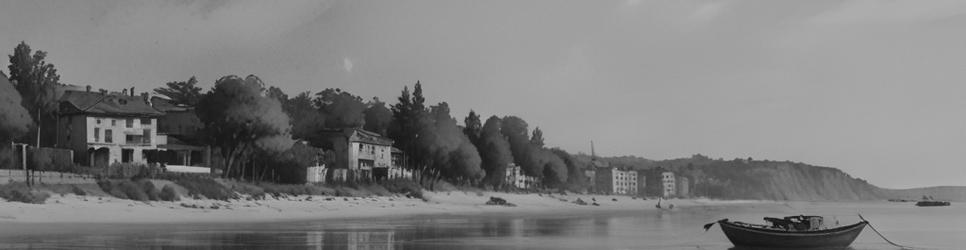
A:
655,158,885,201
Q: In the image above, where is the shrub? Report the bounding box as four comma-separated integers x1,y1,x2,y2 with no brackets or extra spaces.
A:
0,183,50,204
159,185,180,201
140,180,160,201
98,179,151,201
381,179,424,200
71,185,87,196
167,175,235,200
118,181,149,201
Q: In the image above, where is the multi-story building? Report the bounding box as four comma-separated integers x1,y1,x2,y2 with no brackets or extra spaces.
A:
505,163,540,189
150,96,209,168
662,171,676,198
57,90,163,167
583,169,597,192
319,128,394,181
676,176,690,197
595,167,638,195
636,170,647,196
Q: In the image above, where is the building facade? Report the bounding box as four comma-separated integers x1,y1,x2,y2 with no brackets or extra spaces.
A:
636,170,647,196
320,128,394,181
57,90,163,167
150,96,209,168
662,171,676,198
594,167,638,195
676,176,690,197
505,163,540,189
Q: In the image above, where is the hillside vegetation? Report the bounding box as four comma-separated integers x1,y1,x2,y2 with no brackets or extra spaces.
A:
592,154,889,201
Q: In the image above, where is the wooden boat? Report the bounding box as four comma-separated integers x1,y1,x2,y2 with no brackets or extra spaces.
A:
705,215,867,249
915,200,950,207
915,195,950,206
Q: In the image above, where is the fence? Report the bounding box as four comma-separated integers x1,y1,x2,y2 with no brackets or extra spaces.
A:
1,145,75,171
0,169,97,185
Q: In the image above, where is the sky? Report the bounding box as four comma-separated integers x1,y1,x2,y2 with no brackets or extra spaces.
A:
1,0,964,189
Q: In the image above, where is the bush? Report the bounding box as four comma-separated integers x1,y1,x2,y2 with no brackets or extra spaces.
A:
118,181,149,201
71,185,87,196
0,183,50,204
140,180,160,201
381,179,424,200
164,175,235,200
98,179,152,201
160,185,180,201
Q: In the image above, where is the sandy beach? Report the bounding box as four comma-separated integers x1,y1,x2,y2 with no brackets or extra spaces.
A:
0,191,762,224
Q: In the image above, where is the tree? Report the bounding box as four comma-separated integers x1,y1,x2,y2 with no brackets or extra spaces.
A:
195,75,292,179
463,110,481,145
314,88,366,129
0,72,31,143
418,102,484,184
154,76,202,106
478,116,513,188
284,91,327,143
530,127,544,147
389,83,428,172
364,97,392,135
8,41,60,147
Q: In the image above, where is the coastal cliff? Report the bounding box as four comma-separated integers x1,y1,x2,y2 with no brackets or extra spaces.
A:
595,155,887,201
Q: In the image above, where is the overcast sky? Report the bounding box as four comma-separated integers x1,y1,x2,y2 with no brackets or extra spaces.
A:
1,0,964,188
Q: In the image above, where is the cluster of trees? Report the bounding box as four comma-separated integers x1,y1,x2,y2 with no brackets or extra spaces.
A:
0,41,590,190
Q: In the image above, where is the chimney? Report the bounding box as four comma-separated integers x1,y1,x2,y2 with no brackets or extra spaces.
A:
141,92,150,105
130,87,135,96
86,85,91,92
121,88,128,96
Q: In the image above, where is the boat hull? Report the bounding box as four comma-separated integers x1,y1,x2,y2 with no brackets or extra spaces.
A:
719,221,867,249
916,201,950,207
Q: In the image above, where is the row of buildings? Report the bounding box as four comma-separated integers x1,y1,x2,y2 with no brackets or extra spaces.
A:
583,161,691,198
40,83,691,191
40,84,413,182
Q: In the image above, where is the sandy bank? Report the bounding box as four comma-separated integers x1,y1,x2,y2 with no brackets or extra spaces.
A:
0,191,766,224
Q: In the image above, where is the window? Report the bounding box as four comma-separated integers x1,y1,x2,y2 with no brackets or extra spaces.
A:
105,129,113,143
112,119,117,126
126,119,134,128
140,118,150,125
94,128,100,142
143,129,151,143
96,119,101,124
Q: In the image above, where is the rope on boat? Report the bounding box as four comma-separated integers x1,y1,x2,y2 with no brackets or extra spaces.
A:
858,214,921,250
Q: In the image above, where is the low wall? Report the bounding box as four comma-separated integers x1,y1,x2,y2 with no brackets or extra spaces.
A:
165,165,211,174
0,169,97,185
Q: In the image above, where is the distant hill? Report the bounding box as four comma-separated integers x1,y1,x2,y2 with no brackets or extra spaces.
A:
589,154,887,201
881,186,966,202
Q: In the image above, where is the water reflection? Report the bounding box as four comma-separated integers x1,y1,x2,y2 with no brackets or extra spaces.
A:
306,231,395,250
0,202,962,249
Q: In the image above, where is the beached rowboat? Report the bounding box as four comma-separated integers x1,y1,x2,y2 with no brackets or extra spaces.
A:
705,215,867,248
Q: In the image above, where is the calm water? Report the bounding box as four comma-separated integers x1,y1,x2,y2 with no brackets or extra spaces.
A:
0,201,963,249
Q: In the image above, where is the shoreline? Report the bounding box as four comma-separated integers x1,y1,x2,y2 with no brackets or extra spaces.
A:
0,191,769,225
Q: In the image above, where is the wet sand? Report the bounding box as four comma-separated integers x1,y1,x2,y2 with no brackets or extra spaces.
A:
0,191,764,224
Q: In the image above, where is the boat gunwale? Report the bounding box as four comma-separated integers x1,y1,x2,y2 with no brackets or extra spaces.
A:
720,220,867,237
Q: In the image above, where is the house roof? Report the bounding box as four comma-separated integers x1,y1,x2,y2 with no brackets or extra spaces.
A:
320,128,394,146
60,90,163,117
150,96,193,112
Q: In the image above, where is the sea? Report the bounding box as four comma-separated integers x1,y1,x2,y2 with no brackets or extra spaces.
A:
0,201,962,249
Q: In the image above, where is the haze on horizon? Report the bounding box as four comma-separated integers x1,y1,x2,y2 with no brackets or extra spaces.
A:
1,0,964,189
